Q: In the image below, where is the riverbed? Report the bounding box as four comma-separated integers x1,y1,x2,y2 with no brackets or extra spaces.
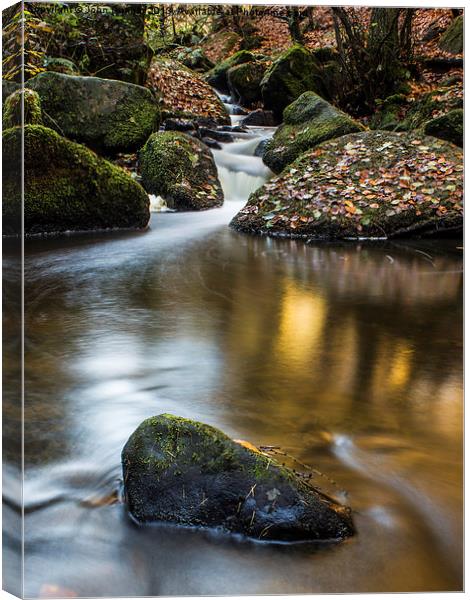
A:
3,106,463,596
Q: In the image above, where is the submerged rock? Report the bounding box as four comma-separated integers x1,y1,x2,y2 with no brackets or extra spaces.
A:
260,45,325,119
227,60,267,107
139,132,223,211
122,414,354,541
3,88,42,128
28,72,160,154
3,125,150,235
147,57,230,125
231,131,463,240
263,92,364,173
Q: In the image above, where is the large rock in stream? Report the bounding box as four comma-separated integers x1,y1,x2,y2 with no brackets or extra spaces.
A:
3,125,150,235
231,131,463,240
122,414,354,541
260,45,326,119
263,92,364,173
139,132,223,211
27,72,161,154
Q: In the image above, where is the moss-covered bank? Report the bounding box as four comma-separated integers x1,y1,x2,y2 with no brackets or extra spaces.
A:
122,414,354,541
3,125,150,235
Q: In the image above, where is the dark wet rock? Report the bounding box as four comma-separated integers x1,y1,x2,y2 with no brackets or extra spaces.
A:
311,46,339,63
147,58,230,125
28,72,160,154
139,132,223,211
3,89,42,129
198,127,234,143
254,138,270,158
231,131,463,240
2,80,20,102
424,109,463,147
201,137,222,150
263,92,364,173
227,60,267,107
241,109,277,127
3,125,149,235
122,414,354,542
260,45,325,119
438,16,463,54
219,125,247,133
163,119,196,132
205,50,255,94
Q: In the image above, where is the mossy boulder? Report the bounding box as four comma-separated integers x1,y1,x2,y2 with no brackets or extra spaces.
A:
170,47,214,72
122,414,354,541
139,132,223,211
147,58,230,125
439,16,463,54
231,131,463,240
2,80,20,102
263,92,364,173
424,109,463,147
43,57,80,75
227,60,267,107
206,50,255,93
3,89,42,129
370,94,409,131
260,45,325,119
27,72,160,154
3,125,150,235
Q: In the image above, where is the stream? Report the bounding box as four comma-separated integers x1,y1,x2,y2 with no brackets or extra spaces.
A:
2,96,463,596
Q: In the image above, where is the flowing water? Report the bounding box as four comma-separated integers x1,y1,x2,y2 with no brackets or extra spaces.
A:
2,102,463,596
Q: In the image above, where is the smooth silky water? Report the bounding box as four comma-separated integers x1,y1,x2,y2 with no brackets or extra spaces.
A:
2,111,463,596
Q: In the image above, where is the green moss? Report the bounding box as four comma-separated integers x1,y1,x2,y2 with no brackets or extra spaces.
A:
439,15,463,54
260,45,325,118
2,89,42,129
227,60,266,106
27,72,160,154
44,57,80,75
424,109,463,147
3,125,150,235
264,92,364,173
139,131,223,211
206,50,255,91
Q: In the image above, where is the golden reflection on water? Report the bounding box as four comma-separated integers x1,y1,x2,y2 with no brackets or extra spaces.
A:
276,281,326,368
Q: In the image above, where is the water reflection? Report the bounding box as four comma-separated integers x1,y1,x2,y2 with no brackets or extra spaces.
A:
3,215,462,595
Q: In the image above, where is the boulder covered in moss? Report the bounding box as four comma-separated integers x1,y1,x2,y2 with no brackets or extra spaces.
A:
168,46,214,72
260,45,325,119
27,72,160,154
206,50,255,93
147,58,230,125
263,92,364,173
424,109,463,147
139,132,223,211
3,125,150,235
122,414,354,541
43,57,80,75
438,15,463,54
231,131,463,240
227,60,267,107
3,88,42,129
